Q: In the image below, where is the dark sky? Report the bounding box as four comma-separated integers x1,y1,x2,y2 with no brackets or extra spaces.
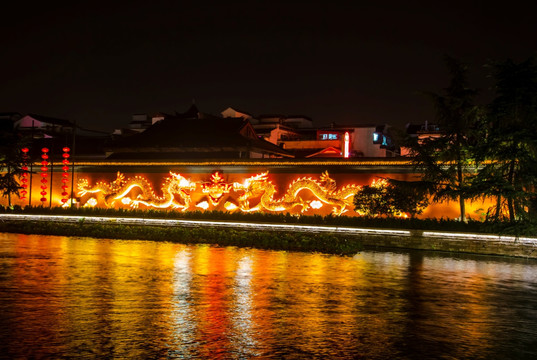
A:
1,1,535,133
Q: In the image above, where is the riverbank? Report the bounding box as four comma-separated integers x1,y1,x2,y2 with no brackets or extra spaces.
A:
1,213,536,258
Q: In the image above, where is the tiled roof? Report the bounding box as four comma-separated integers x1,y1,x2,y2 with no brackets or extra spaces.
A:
108,116,292,158
27,113,74,127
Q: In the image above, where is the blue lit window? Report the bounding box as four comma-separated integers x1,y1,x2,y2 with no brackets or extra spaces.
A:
320,133,339,140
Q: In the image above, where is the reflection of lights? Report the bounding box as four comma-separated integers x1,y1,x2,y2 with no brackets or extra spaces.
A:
310,200,323,209
233,255,255,349
172,249,195,355
121,197,131,205
196,201,209,210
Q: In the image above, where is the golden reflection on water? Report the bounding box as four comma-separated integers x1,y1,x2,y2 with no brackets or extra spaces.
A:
1,232,537,359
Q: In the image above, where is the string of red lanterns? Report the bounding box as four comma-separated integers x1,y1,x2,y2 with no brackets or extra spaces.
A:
40,148,49,205
61,147,70,204
20,148,29,201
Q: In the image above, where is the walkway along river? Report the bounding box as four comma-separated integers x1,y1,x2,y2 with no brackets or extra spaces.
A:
1,213,537,258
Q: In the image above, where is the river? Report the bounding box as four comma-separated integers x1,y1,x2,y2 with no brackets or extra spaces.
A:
1,232,536,359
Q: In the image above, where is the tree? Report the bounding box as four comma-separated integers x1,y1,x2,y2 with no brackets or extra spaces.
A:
354,179,392,216
405,55,481,221
475,56,537,222
0,130,26,207
384,179,431,218
353,178,430,218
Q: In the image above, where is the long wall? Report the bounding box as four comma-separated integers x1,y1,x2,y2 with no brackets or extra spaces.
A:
4,159,493,219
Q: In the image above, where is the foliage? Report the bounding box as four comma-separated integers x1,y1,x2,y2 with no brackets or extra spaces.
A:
472,56,537,222
0,130,27,207
353,180,392,216
405,55,481,221
353,178,430,218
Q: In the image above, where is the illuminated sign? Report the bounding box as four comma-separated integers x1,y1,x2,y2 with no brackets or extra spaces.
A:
343,132,350,158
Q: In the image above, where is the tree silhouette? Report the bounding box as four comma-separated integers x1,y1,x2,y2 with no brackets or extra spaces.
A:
405,55,481,222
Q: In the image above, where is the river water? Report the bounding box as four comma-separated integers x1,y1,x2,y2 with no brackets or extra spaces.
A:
1,233,537,359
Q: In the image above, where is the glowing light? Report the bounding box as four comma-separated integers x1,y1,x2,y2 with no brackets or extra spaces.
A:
343,132,350,158
85,198,98,207
201,172,233,206
40,148,49,204
310,200,323,209
224,202,238,211
61,198,75,208
72,160,415,167
0,213,415,238
19,148,29,200
196,201,209,210
78,171,195,210
61,147,70,204
121,197,132,205
77,171,362,216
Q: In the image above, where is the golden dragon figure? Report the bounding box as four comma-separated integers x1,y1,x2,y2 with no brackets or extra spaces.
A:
234,172,309,213
234,171,361,215
291,171,362,215
77,172,127,207
77,172,196,210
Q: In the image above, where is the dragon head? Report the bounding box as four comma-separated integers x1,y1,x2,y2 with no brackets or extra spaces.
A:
168,172,197,192
234,172,269,202
320,171,337,192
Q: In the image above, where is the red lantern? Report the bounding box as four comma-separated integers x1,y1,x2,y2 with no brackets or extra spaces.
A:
61,147,70,204
20,148,30,200
40,148,49,205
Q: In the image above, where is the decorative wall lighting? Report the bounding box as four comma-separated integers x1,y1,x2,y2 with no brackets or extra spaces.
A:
40,148,49,205
20,148,29,201
61,147,70,204
201,172,232,206
77,171,361,215
343,132,350,158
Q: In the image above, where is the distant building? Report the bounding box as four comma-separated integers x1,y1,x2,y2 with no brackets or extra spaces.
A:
400,121,442,156
278,123,399,158
109,105,400,159
107,105,292,159
220,107,253,120
15,113,75,138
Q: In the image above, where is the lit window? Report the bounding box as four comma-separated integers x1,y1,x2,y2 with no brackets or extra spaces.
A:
320,132,339,140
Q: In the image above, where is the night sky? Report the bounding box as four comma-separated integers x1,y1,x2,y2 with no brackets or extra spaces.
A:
1,1,535,133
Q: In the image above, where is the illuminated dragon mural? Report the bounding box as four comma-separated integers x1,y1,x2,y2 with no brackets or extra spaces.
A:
77,171,362,215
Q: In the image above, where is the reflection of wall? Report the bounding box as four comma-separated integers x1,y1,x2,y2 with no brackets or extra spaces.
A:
3,160,494,219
